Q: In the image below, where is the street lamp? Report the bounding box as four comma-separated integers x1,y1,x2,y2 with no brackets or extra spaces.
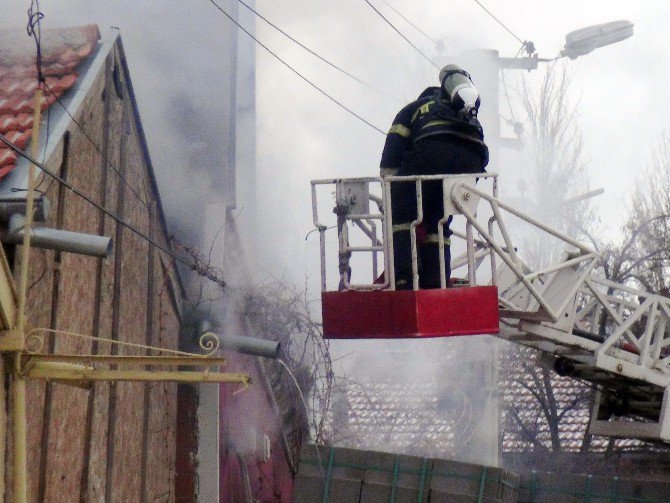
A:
561,20,634,59
499,20,634,70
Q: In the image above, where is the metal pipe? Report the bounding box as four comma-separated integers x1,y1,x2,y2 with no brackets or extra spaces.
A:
382,180,393,290
14,84,44,503
0,196,50,222
437,178,449,288
466,221,476,286
13,375,27,503
344,245,384,252
6,214,112,258
24,366,251,384
411,180,423,290
25,353,229,367
211,332,280,359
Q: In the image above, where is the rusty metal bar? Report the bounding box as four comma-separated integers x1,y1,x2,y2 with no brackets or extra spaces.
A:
24,365,251,384
23,354,229,367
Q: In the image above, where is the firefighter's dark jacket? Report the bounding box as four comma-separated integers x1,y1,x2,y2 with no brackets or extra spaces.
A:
380,86,489,170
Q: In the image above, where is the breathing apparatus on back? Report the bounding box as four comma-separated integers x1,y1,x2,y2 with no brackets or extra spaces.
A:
439,64,481,121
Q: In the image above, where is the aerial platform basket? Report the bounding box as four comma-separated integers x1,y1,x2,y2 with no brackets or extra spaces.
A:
321,287,499,339
311,174,501,339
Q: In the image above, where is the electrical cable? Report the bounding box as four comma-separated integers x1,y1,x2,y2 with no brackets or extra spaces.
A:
376,0,440,47
0,132,227,288
361,0,440,70
234,0,402,103
41,81,150,209
24,6,150,210
471,0,525,45
206,0,386,135
26,0,45,83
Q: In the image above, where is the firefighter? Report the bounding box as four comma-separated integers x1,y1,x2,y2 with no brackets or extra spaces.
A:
380,64,489,289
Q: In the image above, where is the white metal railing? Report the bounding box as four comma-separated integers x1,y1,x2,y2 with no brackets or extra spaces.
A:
450,182,600,323
311,173,497,292
311,173,604,318
574,276,670,385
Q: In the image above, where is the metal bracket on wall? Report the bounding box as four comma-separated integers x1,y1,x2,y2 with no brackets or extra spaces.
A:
0,226,250,503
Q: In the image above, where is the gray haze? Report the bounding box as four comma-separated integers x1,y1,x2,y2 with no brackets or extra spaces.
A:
2,0,667,464
2,1,665,276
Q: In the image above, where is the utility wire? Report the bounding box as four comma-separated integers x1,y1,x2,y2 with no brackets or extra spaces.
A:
471,0,524,45
361,0,440,70
376,0,438,47
41,81,150,209
26,0,45,83
207,0,386,135
24,6,150,210
235,0,402,103
0,133,227,288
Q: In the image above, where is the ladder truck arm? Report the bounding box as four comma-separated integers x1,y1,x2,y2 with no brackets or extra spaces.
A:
312,173,670,443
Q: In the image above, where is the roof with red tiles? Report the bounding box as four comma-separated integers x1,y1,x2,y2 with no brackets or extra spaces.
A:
0,24,100,179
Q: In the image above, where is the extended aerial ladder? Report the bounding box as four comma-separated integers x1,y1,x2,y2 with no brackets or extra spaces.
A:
311,172,670,444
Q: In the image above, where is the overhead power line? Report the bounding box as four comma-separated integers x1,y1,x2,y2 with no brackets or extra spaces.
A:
235,0,402,103
207,0,386,135
361,0,440,70
0,133,227,288
376,0,437,47
42,81,150,210
471,0,524,45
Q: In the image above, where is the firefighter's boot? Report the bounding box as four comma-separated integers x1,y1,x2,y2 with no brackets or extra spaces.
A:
392,229,413,290
419,235,451,289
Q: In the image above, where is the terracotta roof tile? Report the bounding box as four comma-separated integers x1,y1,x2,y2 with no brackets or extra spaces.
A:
42,61,78,78
3,129,33,150
0,116,14,132
0,24,100,180
0,148,18,168
45,74,78,96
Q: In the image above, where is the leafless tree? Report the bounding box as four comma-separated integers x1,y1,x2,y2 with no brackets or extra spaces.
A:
600,134,670,293
501,62,599,460
513,62,598,265
241,281,336,444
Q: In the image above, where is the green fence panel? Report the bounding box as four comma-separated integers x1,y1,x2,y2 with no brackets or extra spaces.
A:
321,447,335,503
389,456,400,503
584,474,593,503
610,477,619,503
416,458,428,503
477,466,488,503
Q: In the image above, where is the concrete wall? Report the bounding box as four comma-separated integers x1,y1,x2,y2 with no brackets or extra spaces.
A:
2,39,183,503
